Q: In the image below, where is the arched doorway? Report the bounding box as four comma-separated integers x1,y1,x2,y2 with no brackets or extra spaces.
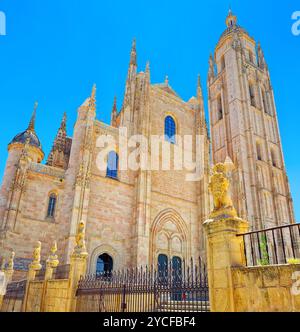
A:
96,253,113,276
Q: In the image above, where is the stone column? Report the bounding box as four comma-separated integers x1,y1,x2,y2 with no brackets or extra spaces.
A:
204,162,249,312
68,221,88,312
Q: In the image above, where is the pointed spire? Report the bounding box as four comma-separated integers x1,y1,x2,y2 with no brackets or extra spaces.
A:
165,75,169,86
197,74,203,100
208,54,215,81
130,38,137,66
145,61,150,75
89,84,96,113
112,96,117,114
60,112,67,130
111,96,118,126
27,101,38,132
47,112,68,168
145,61,151,83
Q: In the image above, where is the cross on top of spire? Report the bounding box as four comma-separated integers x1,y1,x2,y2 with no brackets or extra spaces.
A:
27,101,38,132
130,38,137,66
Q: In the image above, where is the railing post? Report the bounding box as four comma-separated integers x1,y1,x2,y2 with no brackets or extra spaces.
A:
203,161,249,312
68,221,88,312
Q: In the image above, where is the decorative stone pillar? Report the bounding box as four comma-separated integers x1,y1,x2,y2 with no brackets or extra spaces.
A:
204,162,249,312
27,241,42,281
45,241,59,280
68,221,88,312
23,242,43,312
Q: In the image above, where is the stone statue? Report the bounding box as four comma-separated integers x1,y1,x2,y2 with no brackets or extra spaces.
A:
209,161,237,218
74,221,87,255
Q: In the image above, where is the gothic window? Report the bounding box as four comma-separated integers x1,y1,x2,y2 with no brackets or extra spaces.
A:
158,254,168,283
249,83,256,107
248,50,255,64
220,55,225,72
271,149,278,168
165,116,176,144
106,151,119,179
96,253,113,276
262,90,268,114
256,142,262,161
217,96,223,121
47,193,57,218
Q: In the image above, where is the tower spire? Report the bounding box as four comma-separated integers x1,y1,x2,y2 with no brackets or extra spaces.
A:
27,101,38,132
130,38,137,66
197,74,203,100
47,112,69,168
89,84,96,113
111,96,118,126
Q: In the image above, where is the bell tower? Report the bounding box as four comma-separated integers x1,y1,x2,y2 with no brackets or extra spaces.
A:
208,10,295,229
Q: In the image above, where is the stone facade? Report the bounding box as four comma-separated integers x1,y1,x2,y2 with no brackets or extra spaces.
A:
0,11,295,277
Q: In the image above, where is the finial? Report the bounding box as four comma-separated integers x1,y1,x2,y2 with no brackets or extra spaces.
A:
226,7,237,27
29,241,42,271
60,112,67,130
130,38,137,66
165,75,169,86
145,61,150,74
91,84,96,100
47,241,59,268
197,74,203,99
112,96,117,113
27,101,38,132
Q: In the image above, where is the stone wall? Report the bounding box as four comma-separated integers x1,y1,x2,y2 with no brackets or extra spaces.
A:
232,264,300,312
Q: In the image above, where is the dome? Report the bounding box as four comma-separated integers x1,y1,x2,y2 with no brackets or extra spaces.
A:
10,130,42,149
9,102,42,150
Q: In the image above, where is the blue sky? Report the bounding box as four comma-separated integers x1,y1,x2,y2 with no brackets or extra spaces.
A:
0,0,299,220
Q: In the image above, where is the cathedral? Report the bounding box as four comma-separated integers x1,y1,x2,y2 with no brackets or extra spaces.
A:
0,11,295,278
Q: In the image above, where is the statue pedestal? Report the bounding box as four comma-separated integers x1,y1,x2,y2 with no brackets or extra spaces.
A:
204,215,249,312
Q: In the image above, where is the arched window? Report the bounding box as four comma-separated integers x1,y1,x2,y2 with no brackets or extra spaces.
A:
106,151,119,179
271,149,278,168
249,83,256,107
220,55,225,72
217,95,223,121
158,254,168,283
96,253,113,276
256,142,262,161
165,116,176,144
47,193,57,218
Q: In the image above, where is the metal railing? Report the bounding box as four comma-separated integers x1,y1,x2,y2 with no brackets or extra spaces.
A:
76,258,209,313
237,223,300,267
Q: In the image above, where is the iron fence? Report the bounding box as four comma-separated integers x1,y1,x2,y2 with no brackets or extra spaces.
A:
237,223,300,266
76,258,209,313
